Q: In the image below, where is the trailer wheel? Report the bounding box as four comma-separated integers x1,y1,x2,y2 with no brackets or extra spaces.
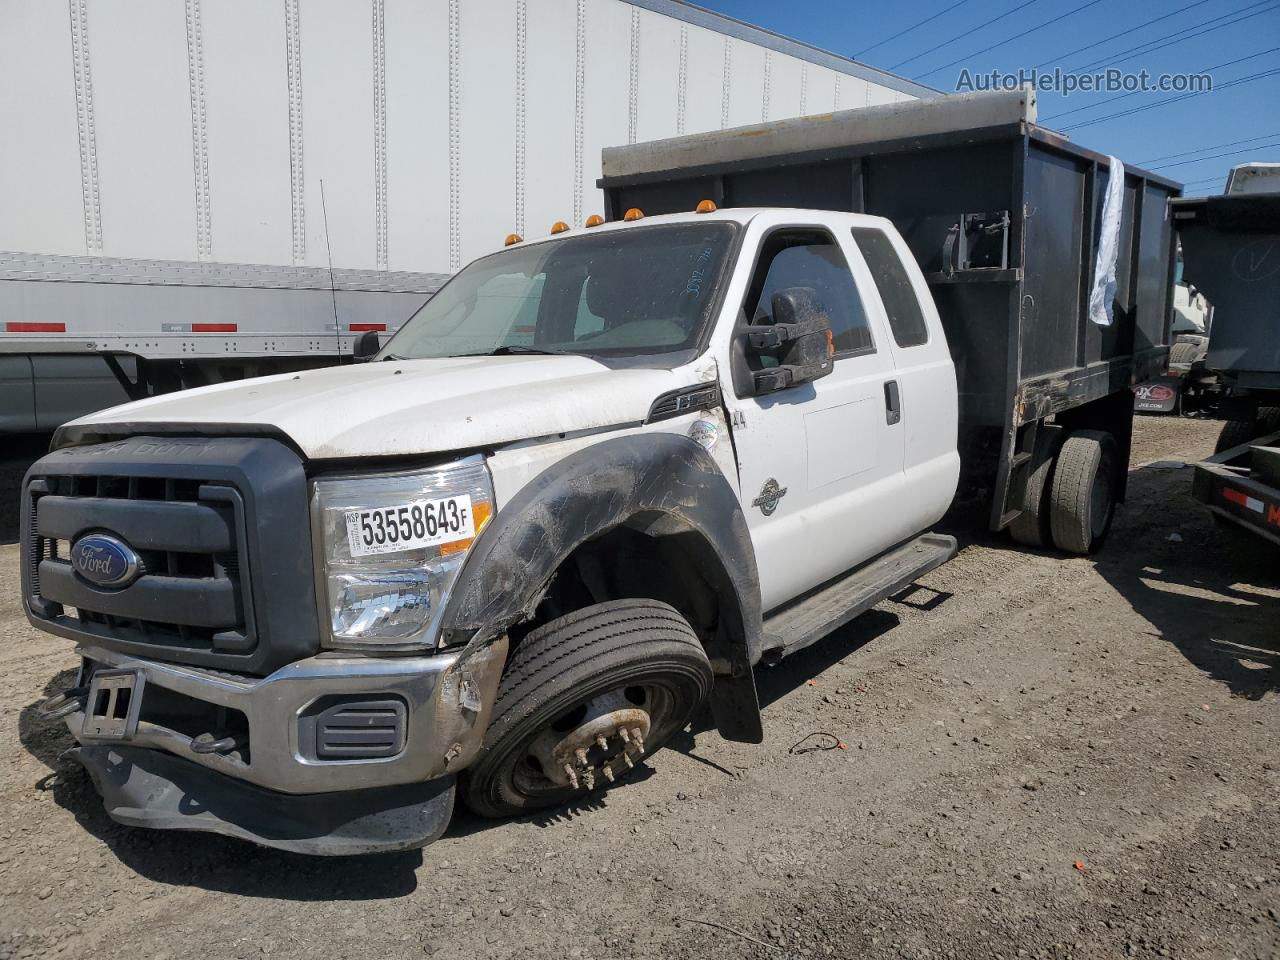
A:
1215,419,1258,454
461,599,712,819
1009,425,1063,548
1049,430,1118,555
1216,408,1280,454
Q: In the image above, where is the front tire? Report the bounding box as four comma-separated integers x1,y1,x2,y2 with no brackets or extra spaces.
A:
461,599,713,819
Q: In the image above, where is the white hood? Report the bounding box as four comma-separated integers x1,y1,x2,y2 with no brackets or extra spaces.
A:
66,355,708,459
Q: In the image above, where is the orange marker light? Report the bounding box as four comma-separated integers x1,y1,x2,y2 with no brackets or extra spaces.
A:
623,207,645,222
584,214,605,228
550,221,570,234
440,501,493,557
504,233,522,246
695,199,718,213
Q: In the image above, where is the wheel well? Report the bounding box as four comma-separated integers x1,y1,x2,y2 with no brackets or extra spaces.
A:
510,512,742,676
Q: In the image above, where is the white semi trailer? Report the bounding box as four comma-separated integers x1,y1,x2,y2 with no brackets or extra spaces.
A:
0,0,931,432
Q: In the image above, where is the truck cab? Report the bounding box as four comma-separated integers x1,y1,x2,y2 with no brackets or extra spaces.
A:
22,207,958,854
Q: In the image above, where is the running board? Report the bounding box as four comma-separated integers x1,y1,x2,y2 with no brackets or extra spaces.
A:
761,533,957,661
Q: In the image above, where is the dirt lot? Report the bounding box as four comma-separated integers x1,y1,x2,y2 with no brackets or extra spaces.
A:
1,416,1276,960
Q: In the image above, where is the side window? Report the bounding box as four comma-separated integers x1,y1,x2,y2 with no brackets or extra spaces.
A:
746,230,874,357
851,227,929,348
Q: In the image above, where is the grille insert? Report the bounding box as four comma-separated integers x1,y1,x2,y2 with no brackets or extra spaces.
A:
28,473,252,655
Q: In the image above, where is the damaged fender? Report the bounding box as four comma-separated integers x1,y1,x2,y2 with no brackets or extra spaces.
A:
440,432,765,743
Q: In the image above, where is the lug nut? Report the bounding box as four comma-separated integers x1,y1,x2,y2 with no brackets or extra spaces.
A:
603,766,615,783
575,747,589,767
583,769,595,790
564,763,580,789
619,727,631,743
596,734,610,752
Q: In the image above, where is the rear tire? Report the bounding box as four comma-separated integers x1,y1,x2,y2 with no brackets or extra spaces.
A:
1216,407,1280,454
1010,425,1062,548
461,599,712,819
1049,430,1118,555
1168,341,1201,367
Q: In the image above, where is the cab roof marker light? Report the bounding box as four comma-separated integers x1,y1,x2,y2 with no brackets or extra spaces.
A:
504,233,523,246
550,221,570,234
623,208,645,221
584,214,604,227
695,199,717,213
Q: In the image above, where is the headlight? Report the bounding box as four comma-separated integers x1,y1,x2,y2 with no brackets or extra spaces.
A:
311,455,494,651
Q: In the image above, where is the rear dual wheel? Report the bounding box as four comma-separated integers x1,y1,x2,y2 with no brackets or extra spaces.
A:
1011,428,1117,555
461,599,712,819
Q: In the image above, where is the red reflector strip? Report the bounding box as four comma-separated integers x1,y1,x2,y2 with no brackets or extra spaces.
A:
348,323,386,332
191,323,237,333
6,322,66,333
1222,487,1264,514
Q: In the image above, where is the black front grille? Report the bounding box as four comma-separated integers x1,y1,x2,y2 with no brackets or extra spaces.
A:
29,474,251,653
20,435,320,675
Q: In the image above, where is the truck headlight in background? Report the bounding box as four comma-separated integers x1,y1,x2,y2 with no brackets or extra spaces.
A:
311,455,494,650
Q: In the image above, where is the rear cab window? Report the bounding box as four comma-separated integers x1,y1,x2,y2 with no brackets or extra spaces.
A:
850,227,929,348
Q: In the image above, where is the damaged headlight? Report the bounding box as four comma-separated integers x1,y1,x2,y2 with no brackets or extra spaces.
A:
311,455,494,650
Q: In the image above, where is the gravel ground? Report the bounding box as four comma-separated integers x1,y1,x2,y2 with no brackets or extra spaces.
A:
0,415,1276,960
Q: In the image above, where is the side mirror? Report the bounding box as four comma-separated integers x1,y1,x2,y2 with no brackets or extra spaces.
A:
352,330,380,361
744,287,834,395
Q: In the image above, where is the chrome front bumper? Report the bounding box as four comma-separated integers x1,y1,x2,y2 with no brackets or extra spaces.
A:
61,638,507,795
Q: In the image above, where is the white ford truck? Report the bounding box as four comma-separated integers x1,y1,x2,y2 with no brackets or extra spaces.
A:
22,91,1177,854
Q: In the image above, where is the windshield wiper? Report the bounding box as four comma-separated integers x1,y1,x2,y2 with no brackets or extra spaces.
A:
458,345,569,357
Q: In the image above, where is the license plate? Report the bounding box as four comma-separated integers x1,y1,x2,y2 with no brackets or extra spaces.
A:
81,669,145,741
345,494,476,557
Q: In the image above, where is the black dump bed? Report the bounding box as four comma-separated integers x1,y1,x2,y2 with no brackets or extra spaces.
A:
599,89,1179,528
1172,191,1280,394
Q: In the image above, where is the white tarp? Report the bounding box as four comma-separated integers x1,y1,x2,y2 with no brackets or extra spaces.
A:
1089,156,1125,326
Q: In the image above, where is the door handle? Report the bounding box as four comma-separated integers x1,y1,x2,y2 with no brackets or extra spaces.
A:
884,380,901,425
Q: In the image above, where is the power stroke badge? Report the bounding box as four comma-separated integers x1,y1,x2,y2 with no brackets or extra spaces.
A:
752,478,788,516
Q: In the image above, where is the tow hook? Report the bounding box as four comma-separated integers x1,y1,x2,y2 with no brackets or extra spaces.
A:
39,686,88,722
191,732,245,755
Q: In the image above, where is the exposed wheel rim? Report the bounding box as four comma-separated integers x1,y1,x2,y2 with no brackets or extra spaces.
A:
487,666,701,811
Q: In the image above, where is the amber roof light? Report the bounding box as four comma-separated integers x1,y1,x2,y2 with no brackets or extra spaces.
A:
623,207,645,221
550,220,569,234
585,214,604,227
504,233,522,246
695,199,717,213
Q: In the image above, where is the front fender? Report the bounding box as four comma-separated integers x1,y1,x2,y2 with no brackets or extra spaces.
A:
440,432,764,742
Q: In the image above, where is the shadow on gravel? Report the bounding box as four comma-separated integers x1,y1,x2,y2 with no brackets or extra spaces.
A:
0,433,48,545
1094,461,1279,700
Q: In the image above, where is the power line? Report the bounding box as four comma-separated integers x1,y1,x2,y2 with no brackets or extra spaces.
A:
888,0,1046,71
1059,66,1280,131
855,0,975,58
1070,0,1278,73
1137,133,1280,165
1042,47,1280,121
1151,142,1280,170
916,0,1108,79
1032,0,1214,69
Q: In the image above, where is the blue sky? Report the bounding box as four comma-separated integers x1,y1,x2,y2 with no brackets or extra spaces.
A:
696,0,1280,195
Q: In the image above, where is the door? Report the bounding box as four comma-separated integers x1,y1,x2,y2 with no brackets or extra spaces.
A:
721,225,911,612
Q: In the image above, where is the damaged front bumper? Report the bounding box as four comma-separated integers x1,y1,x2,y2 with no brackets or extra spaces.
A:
50,638,507,855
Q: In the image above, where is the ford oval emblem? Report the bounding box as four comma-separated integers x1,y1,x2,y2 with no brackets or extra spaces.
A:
71,534,142,589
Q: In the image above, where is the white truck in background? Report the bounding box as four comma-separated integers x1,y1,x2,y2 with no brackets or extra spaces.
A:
21,91,1176,855
0,0,926,433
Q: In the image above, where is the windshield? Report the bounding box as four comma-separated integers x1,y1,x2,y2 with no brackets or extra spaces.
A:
381,222,737,361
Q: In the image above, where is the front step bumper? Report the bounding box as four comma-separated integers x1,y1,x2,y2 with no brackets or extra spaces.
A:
73,744,455,856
